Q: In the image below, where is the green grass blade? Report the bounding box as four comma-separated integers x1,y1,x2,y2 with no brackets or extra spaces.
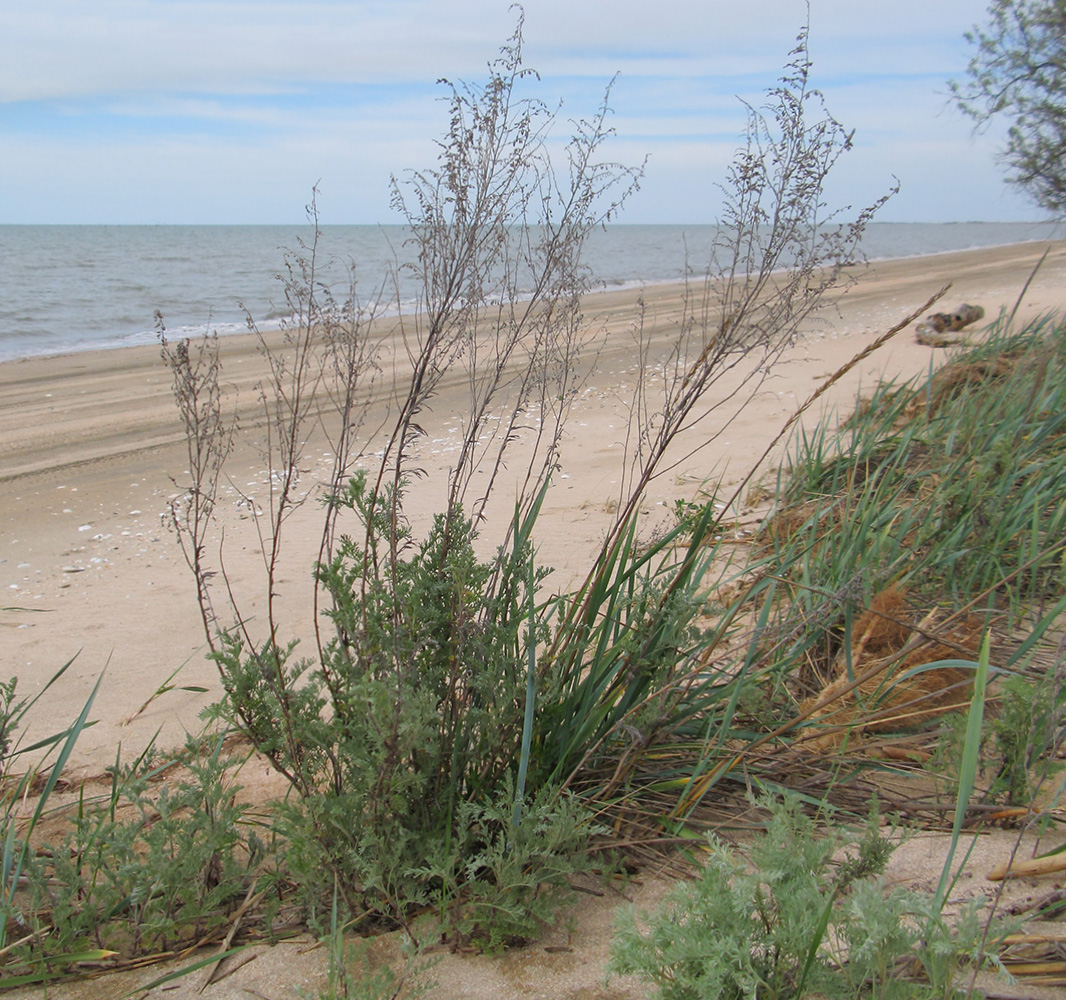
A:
1,950,119,989
121,946,250,996
514,547,538,828
934,632,990,911
3,666,104,945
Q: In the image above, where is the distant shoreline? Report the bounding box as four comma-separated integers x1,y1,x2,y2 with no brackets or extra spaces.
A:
1,222,1062,364
1,236,1063,368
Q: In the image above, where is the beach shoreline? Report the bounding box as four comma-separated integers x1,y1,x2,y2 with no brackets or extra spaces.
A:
3,239,1066,772
4,222,1062,364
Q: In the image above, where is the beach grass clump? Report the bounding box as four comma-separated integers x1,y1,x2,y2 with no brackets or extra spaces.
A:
723,313,1066,777
773,316,1066,613
590,313,1066,842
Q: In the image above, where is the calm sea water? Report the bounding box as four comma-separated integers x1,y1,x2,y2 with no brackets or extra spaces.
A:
0,222,1061,363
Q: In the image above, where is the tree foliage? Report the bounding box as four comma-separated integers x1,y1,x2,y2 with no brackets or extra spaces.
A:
950,0,1066,216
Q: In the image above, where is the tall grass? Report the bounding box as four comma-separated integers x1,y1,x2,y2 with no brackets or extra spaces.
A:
773,315,1066,616
653,315,1066,828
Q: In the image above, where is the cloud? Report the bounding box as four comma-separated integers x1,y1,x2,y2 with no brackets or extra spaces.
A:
0,0,979,102
0,0,1046,223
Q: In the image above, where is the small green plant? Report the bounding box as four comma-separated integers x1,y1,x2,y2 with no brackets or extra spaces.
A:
989,672,1064,806
0,677,18,773
3,664,96,937
2,664,121,985
411,779,599,952
671,489,720,536
609,795,998,1000
4,729,264,982
305,883,435,1000
928,654,1066,814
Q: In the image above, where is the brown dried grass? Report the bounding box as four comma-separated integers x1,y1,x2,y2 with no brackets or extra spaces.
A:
796,587,982,751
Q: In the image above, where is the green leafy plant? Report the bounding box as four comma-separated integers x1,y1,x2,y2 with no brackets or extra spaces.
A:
233,482,603,937
609,794,1002,1000
410,779,598,952
305,882,435,1000
3,726,264,983
988,671,1065,806
162,12,891,952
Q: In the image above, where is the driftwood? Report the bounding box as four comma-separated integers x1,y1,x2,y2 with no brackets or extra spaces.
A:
915,303,985,347
988,852,1066,881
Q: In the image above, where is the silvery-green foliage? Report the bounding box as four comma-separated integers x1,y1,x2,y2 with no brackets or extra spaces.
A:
609,795,1003,1000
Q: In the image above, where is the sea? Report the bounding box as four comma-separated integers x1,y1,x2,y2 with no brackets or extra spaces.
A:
0,222,1062,364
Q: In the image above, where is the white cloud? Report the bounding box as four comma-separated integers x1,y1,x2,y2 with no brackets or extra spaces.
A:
0,0,987,101
0,0,1047,223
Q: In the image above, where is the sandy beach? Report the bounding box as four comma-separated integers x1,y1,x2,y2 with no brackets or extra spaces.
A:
4,240,1066,998
3,239,1066,772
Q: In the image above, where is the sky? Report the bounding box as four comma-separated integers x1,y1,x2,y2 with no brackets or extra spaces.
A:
0,0,1050,225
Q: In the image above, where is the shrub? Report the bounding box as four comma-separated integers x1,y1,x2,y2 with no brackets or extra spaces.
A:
609,796,998,1000
164,14,889,943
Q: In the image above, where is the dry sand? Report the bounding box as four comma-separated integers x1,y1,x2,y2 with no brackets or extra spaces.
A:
4,240,1066,999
